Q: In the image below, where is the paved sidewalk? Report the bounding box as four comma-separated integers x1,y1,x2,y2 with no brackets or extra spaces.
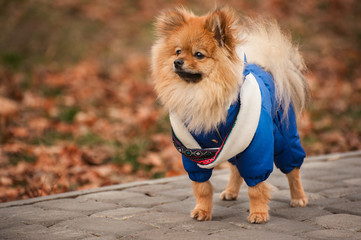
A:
1,151,361,239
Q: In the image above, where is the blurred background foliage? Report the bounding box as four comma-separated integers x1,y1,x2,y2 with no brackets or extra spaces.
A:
0,0,360,202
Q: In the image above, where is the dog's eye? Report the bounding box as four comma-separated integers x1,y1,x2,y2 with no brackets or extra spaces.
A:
194,52,205,59
176,49,181,56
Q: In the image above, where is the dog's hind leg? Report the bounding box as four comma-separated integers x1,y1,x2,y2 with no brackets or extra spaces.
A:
191,180,213,221
286,167,308,207
248,181,270,224
220,163,243,200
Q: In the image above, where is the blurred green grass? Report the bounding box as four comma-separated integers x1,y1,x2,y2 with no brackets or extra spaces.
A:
0,1,101,71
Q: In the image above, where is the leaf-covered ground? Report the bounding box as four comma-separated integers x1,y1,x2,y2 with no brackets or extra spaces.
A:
0,0,360,202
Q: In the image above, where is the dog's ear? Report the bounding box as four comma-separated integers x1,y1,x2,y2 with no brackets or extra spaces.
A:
205,7,239,50
155,7,191,37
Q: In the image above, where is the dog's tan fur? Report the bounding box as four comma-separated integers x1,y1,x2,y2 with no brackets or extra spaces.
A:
287,168,308,207
220,164,243,201
152,6,309,223
248,181,271,223
191,181,213,221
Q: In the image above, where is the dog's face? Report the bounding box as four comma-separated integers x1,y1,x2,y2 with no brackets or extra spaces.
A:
151,7,243,133
152,7,240,85
166,19,218,83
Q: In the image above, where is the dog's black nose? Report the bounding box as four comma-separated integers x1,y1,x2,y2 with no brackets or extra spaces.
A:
174,59,184,69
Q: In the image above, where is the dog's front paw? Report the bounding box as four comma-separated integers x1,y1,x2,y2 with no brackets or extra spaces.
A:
191,208,212,221
290,197,308,207
220,190,238,201
248,212,269,224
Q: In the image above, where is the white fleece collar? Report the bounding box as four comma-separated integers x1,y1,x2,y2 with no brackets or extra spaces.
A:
170,73,262,169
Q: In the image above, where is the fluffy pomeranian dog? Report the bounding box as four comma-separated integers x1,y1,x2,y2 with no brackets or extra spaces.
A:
151,6,310,223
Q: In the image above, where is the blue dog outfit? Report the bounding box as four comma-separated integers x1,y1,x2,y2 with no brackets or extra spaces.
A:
170,63,306,187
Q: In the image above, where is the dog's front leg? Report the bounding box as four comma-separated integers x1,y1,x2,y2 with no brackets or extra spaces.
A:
220,163,243,200
248,181,270,224
191,180,213,221
286,168,308,207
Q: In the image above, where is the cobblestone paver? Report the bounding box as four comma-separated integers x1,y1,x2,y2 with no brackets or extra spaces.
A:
1,151,361,239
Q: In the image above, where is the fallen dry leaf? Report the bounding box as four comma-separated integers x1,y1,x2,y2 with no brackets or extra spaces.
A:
0,96,19,117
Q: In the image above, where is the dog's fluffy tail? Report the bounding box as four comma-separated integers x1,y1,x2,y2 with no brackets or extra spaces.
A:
239,18,310,117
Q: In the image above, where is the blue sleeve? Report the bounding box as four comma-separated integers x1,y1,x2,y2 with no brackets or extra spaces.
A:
234,106,274,187
182,155,213,182
232,70,274,187
273,105,305,173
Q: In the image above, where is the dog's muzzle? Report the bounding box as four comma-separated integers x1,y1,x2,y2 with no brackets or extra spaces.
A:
174,60,203,83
